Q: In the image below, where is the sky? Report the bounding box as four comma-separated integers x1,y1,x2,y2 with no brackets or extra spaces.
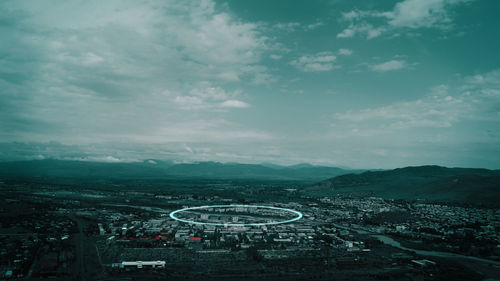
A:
1,0,500,169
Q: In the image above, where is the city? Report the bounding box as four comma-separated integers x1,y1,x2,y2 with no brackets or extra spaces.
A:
1,177,498,280
1,0,500,280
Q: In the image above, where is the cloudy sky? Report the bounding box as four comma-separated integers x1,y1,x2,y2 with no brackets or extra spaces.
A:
1,0,499,168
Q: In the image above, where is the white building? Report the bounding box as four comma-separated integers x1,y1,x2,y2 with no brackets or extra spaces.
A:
113,261,166,269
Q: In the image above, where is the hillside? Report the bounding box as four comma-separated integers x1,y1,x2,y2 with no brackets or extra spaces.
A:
306,166,500,206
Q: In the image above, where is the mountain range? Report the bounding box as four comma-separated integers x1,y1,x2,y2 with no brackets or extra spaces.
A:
1,160,498,205
306,165,500,206
0,159,356,182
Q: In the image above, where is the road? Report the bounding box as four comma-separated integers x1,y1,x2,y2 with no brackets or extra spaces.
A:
69,214,86,281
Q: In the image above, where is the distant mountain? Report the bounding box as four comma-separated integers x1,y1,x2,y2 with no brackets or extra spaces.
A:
287,163,315,169
306,165,500,206
0,159,356,182
259,162,287,169
0,159,173,179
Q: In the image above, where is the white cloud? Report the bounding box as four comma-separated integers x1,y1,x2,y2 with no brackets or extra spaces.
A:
388,0,468,28
252,72,276,85
0,0,265,146
273,22,301,32
174,95,206,110
271,21,323,32
341,10,361,21
371,60,407,72
220,100,250,108
337,23,386,39
338,48,353,56
81,52,104,65
334,91,463,130
290,52,337,72
337,27,355,38
76,156,136,163
241,65,277,85
464,69,500,85
170,82,251,110
333,69,500,131
337,0,473,39
306,21,324,30
183,143,194,153
189,83,232,101
2,0,271,86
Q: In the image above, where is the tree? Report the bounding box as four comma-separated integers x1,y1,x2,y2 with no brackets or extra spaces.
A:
246,246,263,262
